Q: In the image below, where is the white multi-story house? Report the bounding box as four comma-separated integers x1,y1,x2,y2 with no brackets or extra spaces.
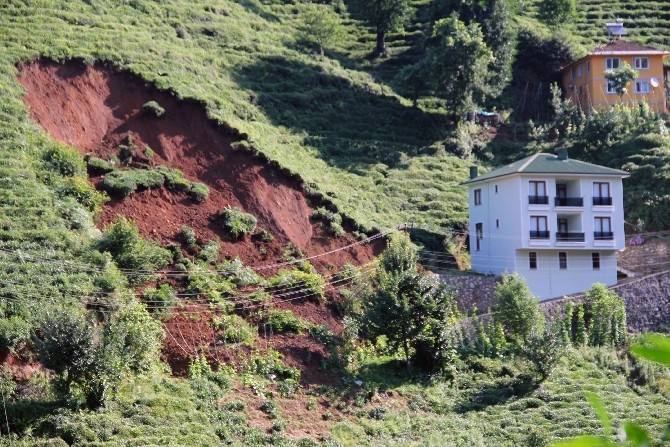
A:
464,151,629,300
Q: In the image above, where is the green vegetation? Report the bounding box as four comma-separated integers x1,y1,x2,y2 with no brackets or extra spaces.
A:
219,206,257,240
0,0,669,445
141,100,165,117
100,164,209,202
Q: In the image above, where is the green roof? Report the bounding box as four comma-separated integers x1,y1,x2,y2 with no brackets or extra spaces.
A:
463,153,630,185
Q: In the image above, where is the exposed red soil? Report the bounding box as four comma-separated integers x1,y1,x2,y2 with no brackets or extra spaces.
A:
17,59,384,401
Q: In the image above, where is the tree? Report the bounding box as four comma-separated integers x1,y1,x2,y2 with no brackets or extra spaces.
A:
583,283,627,347
522,327,565,381
538,0,576,26
349,0,410,57
604,61,639,98
32,302,163,407
424,16,493,121
300,4,345,57
362,233,460,373
492,273,543,345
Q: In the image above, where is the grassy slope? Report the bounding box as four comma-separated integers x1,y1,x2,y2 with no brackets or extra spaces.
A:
0,0,469,235
0,1,669,445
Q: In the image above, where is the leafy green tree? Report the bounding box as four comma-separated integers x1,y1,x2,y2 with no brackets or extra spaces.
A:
493,273,543,345
349,0,410,57
604,61,639,98
538,0,576,26
32,303,163,407
523,327,565,381
583,283,627,347
425,16,493,121
362,233,460,373
300,4,345,56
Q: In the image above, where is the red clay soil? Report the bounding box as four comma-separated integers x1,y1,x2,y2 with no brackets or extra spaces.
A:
17,59,384,389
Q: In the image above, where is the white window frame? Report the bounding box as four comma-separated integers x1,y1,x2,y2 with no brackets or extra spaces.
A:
606,57,620,70
474,188,482,206
634,57,649,70
529,252,537,270
606,80,617,94
559,252,567,270
592,252,601,270
635,80,650,94
577,64,582,77
530,216,548,232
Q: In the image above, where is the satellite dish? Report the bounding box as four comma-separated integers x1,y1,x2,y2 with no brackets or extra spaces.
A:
651,77,660,88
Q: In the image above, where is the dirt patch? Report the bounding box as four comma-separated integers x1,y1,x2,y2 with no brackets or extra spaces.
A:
17,59,386,392
18,59,384,269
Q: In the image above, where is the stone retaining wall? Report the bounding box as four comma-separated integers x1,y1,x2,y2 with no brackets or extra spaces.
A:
440,271,670,332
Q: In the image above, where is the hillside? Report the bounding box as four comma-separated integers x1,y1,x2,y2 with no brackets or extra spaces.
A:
0,0,670,445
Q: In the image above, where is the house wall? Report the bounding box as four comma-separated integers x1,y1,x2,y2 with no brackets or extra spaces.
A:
515,249,618,299
468,172,625,299
469,176,522,274
440,270,670,333
562,53,666,113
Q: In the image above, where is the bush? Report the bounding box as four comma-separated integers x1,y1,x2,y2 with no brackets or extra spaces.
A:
0,316,31,353
312,207,345,237
86,156,115,174
263,309,310,334
142,100,165,117
43,144,86,177
189,182,209,202
199,240,220,263
219,257,264,287
220,207,257,239
213,314,255,345
493,273,544,345
142,284,178,320
267,268,326,300
94,217,171,285
57,176,108,212
155,165,192,192
180,225,197,247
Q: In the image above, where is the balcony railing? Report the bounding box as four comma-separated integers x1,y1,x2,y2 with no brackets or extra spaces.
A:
555,197,584,207
594,231,614,240
556,232,585,242
593,197,613,206
529,195,549,205
530,230,550,239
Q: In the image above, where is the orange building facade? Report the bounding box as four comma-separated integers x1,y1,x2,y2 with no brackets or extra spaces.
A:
561,39,669,113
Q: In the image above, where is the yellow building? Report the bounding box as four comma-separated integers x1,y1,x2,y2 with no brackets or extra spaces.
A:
561,39,669,113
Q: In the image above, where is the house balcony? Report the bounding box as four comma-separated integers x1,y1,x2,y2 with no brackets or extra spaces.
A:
556,232,585,242
593,197,613,206
530,230,550,239
555,197,583,207
529,195,549,205
594,231,614,240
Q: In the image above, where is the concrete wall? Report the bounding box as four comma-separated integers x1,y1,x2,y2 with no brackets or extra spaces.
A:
441,270,670,332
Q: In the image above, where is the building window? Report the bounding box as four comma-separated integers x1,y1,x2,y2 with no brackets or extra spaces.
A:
474,189,482,205
606,80,617,94
530,216,549,239
592,252,601,270
529,252,537,270
586,60,590,73
475,223,483,251
606,57,620,70
571,67,575,80
529,180,548,204
495,185,498,193
577,64,582,77
496,219,500,228
634,57,649,70
635,80,650,94
559,252,567,270
593,182,612,205
594,217,613,240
